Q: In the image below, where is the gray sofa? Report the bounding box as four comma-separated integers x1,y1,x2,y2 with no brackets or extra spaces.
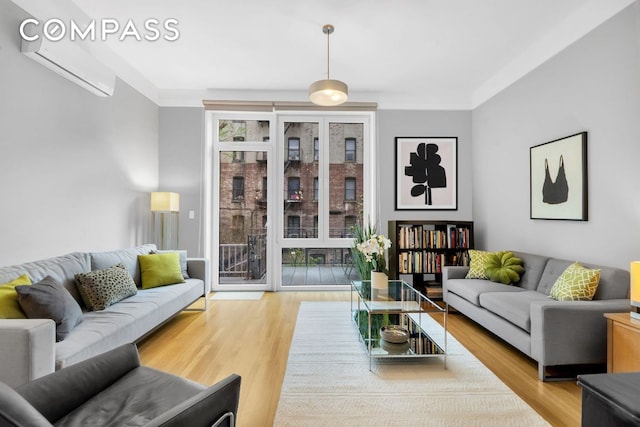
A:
0,343,240,427
0,244,209,388
442,251,630,381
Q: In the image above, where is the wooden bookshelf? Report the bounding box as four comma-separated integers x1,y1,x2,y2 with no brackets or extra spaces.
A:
388,220,474,300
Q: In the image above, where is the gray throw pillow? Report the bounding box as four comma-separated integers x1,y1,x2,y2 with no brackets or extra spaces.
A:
75,263,138,311
15,276,83,342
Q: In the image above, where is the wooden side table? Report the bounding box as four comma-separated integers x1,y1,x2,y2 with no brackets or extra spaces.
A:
604,312,640,373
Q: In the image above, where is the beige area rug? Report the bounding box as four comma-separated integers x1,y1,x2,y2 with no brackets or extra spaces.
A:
209,291,264,300
274,302,549,426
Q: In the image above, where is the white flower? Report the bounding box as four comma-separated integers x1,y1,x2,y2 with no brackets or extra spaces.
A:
356,234,392,272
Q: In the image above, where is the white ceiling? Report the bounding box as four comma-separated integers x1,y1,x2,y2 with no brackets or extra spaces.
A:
14,0,636,108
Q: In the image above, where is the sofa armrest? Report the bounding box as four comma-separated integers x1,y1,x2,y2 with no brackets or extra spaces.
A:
442,266,469,301
530,299,630,367
0,319,56,388
17,343,141,424
145,374,241,427
442,266,469,281
187,258,210,295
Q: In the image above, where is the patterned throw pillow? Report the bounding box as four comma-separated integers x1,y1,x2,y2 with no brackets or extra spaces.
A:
465,250,494,279
75,263,138,311
484,251,525,285
0,274,32,319
549,262,601,301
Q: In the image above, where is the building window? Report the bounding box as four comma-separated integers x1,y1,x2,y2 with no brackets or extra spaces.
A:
345,138,356,162
313,215,319,238
288,138,300,161
345,215,357,237
313,177,319,201
232,176,244,200
261,177,267,201
314,137,319,161
345,177,356,201
232,137,245,162
288,177,301,200
287,216,300,237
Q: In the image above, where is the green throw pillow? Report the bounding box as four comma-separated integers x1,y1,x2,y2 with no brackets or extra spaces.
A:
465,250,493,279
549,262,601,301
484,251,525,285
0,274,32,319
138,253,185,289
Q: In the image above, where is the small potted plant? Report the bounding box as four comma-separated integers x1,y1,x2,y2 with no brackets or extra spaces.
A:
356,232,392,291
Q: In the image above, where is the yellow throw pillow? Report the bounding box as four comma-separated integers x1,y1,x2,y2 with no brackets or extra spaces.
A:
0,274,32,318
549,262,601,301
138,253,185,289
465,250,494,279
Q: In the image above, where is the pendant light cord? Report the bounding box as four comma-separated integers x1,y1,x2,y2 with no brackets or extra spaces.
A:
326,28,331,79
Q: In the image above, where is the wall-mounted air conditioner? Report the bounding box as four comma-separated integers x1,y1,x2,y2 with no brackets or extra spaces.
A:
21,36,116,97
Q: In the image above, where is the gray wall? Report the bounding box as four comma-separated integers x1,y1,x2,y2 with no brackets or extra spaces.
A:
0,0,159,265
159,107,205,257
471,3,640,269
377,110,473,235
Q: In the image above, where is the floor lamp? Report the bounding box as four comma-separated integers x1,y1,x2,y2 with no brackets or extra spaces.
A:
151,192,180,250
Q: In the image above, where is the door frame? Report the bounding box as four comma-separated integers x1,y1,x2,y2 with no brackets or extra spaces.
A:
208,112,276,291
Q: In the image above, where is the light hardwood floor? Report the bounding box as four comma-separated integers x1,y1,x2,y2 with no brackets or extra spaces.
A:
137,292,582,427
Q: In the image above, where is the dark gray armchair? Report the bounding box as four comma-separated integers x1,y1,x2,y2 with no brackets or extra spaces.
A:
0,343,241,427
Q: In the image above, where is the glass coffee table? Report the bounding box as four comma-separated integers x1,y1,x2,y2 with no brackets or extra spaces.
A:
350,279,447,370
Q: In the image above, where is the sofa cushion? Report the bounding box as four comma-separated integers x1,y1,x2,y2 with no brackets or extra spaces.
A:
510,252,551,290
445,278,525,306
549,262,600,301
465,250,493,279
90,244,157,287
54,279,204,369
484,251,525,285
16,276,83,342
0,253,90,306
479,291,549,332
138,253,185,289
75,264,138,311
0,274,31,319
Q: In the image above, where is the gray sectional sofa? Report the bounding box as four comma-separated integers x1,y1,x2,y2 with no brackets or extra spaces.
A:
0,244,209,388
442,251,630,381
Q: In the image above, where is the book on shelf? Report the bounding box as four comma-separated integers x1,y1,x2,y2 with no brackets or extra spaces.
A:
398,224,448,249
445,224,471,249
398,252,446,274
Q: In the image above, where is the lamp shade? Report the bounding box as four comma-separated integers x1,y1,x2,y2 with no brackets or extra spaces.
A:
309,79,348,106
151,192,180,212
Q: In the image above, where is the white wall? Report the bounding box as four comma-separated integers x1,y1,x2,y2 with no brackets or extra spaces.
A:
471,3,640,269
159,107,205,257
0,0,159,265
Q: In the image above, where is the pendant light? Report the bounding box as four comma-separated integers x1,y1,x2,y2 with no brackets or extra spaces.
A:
309,24,348,106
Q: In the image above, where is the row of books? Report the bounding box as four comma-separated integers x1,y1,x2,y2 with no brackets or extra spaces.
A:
398,251,469,274
397,224,471,249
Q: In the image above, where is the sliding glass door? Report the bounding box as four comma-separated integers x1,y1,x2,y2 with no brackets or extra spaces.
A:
208,111,374,291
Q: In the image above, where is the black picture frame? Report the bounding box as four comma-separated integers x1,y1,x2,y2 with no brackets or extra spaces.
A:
394,137,458,211
530,132,588,220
